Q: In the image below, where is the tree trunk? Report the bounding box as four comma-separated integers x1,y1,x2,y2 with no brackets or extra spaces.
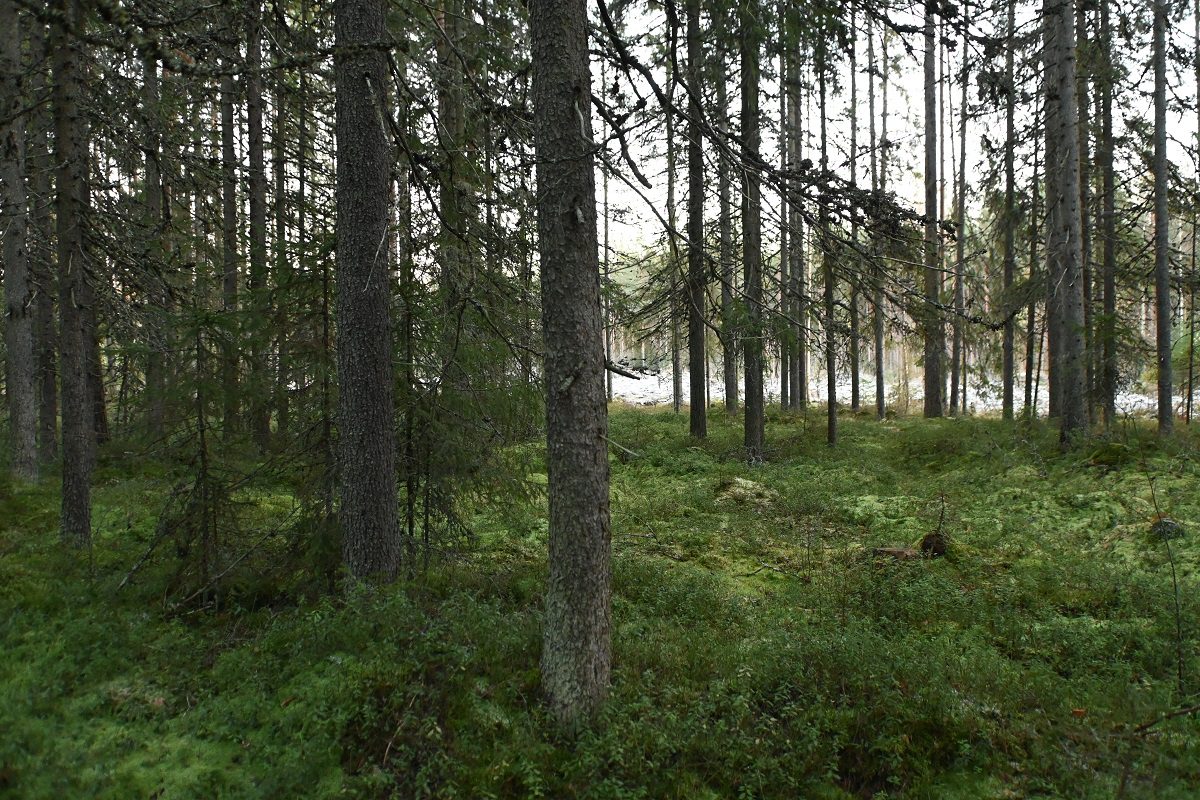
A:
1153,0,1172,434
1099,0,1117,425
247,0,271,452
875,25,888,420
741,3,765,460
717,77,737,414
52,0,92,546
530,0,612,731
143,53,166,439
923,0,943,417
1002,0,1016,420
334,0,401,578
1043,0,1087,442
1,0,37,480
686,0,706,438
786,46,805,411
1076,2,1094,420
28,21,57,464
220,68,239,436
951,13,967,415
849,10,860,413
820,50,836,447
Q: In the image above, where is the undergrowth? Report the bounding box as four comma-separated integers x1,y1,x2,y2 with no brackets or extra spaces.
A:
2,408,1199,798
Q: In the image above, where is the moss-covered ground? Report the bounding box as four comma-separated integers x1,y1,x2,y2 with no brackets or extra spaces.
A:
2,407,1199,798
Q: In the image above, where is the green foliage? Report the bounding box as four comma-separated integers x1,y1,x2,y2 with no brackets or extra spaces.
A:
3,412,1200,798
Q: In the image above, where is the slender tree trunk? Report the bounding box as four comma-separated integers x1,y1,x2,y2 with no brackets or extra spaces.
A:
1100,0,1117,425
849,10,860,413
1025,109,1041,417
786,48,804,410
820,50,836,447
741,3,765,459
923,0,943,417
951,12,968,416
273,52,290,438
52,0,92,546
875,26,888,419
247,0,270,451
141,53,167,440
1076,2,1094,421
686,0,706,437
220,68,239,436
1153,0,1173,434
718,77,737,414
335,0,401,578
530,0,612,730
666,50,682,417
779,21,790,411
1002,0,1016,420
1,0,37,480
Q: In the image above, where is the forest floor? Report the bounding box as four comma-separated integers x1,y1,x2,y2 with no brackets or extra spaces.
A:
2,408,1200,798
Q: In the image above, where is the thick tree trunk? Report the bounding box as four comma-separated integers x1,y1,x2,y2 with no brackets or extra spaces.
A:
334,0,401,578
1,0,37,480
52,0,92,546
29,21,57,464
530,0,612,731
923,1,943,417
741,4,764,460
1153,0,1173,434
1043,0,1088,442
686,0,706,438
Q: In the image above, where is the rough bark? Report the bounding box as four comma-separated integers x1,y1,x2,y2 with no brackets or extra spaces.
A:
220,68,239,436
1099,0,1117,426
530,0,612,731
848,11,860,413
923,0,943,417
786,48,805,411
875,25,888,420
1,0,37,480
686,0,706,438
1043,0,1087,442
1153,0,1172,434
1002,0,1016,420
247,0,271,451
142,53,166,438
820,55,835,447
951,15,967,415
334,0,401,578
741,3,764,460
52,0,92,546
28,21,57,463
717,77,737,414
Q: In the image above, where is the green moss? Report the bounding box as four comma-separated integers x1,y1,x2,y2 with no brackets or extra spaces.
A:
2,412,1199,797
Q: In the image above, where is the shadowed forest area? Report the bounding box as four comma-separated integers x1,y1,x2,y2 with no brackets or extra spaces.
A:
2,0,1200,796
